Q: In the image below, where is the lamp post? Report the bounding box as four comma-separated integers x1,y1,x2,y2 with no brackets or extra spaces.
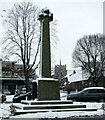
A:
69,70,76,77
66,70,76,85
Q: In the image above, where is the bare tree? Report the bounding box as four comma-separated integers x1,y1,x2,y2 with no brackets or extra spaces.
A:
2,1,41,92
72,34,105,86
2,1,58,92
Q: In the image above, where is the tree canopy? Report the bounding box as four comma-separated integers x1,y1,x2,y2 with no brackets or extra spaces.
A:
2,1,58,91
72,34,105,86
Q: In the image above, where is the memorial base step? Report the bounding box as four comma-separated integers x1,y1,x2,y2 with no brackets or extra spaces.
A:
13,108,97,115
12,104,86,110
21,100,73,105
10,100,98,116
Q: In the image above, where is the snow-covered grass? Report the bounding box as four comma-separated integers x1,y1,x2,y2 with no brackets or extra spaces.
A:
0,103,11,119
0,95,14,119
0,92,105,119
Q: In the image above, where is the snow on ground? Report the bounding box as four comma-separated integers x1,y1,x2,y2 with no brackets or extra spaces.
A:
6,95,14,102
0,92,105,119
0,103,11,119
60,90,67,100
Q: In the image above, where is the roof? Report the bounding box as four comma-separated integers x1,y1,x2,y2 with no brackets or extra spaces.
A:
66,70,83,83
64,69,90,83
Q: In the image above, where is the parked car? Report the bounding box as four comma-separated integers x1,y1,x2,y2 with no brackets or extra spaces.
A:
0,93,6,103
67,87,105,102
13,92,32,103
3,89,11,95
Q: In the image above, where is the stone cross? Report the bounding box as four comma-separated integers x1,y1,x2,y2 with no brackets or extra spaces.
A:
38,9,53,78
32,10,60,100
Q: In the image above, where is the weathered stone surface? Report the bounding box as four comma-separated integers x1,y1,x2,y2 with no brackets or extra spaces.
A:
41,17,51,78
32,9,60,101
38,9,53,78
37,78,60,100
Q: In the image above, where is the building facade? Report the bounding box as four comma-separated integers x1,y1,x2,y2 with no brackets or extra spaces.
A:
1,60,35,94
61,68,105,91
70,75,105,91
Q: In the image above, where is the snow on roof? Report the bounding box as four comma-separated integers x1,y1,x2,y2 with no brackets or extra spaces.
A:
65,68,90,83
67,70,83,83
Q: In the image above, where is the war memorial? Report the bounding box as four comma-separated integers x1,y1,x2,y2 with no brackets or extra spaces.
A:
10,9,97,116
32,9,60,101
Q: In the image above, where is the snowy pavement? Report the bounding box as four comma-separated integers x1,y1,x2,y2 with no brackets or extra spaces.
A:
0,92,105,119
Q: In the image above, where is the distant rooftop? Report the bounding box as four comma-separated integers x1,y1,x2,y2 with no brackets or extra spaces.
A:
66,69,89,83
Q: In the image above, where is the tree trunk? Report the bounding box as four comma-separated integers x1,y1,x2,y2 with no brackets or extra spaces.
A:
25,72,30,92
24,63,30,92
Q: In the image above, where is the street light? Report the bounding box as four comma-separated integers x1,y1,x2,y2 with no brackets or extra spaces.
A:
69,70,76,77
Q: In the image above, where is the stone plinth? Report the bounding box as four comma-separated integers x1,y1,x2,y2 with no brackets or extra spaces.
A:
36,78,60,101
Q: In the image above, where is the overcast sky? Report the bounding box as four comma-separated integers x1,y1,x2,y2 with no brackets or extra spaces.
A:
0,0,103,70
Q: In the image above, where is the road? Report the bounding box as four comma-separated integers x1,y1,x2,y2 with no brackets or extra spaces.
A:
1,116,105,120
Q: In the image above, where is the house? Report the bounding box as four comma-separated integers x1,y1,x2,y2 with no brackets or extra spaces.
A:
1,77,26,94
0,60,26,94
0,59,35,94
61,69,84,91
70,75,105,91
61,68,105,91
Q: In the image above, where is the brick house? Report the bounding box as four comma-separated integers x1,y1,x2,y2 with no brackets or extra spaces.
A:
0,59,34,94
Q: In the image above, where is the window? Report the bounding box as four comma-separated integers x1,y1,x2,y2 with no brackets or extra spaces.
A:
2,85,8,89
2,72,12,77
82,90,89,94
98,89,105,93
89,89,98,93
